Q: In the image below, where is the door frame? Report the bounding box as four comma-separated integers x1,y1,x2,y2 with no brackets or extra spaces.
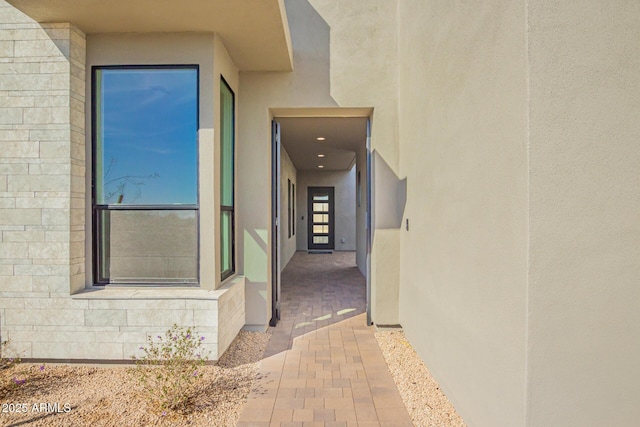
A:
365,118,372,326
307,186,335,250
269,108,373,327
270,120,281,326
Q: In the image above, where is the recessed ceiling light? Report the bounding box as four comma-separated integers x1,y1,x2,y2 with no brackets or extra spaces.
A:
318,165,324,168
317,154,325,158
316,137,325,141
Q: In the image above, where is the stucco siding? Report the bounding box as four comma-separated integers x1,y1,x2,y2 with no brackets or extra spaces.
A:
526,1,640,425
397,1,529,425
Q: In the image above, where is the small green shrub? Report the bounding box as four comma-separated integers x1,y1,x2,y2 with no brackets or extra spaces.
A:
131,325,209,413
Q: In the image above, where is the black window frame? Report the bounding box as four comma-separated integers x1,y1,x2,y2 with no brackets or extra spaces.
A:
288,178,292,238
91,64,201,286
220,76,235,281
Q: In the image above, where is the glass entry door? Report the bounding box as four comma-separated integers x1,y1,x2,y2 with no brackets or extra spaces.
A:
307,187,335,250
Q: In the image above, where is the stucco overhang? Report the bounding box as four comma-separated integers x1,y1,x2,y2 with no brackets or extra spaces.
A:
6,0,293,71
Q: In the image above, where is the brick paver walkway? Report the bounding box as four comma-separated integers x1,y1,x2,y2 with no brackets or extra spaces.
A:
238,252,413,427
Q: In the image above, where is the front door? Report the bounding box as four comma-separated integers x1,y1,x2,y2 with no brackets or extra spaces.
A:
307,187,335,250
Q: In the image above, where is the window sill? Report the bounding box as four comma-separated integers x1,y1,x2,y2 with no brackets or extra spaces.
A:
73,277,244,301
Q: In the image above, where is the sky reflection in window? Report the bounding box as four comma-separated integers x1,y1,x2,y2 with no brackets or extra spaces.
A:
95,67,198,205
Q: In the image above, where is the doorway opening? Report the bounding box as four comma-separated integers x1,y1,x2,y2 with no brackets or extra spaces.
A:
270,112,372,330
307,186,335,251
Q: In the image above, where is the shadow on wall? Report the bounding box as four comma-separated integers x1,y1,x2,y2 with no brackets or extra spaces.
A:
41,25,76,61
281,0,337,106
372,151,407,231
243,229,269,326
239,0,349,328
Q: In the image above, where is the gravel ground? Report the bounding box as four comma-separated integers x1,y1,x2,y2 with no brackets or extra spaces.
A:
0,331,270,427
374,330,466,427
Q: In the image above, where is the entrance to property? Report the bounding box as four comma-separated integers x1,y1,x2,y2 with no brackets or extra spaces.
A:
307,186,335,251
270,110,373,328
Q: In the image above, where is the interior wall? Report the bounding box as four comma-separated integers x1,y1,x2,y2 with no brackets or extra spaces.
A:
238,0,399,327
280,146,297,269
397,1,529,426
296,168,356,252
526,1,640,425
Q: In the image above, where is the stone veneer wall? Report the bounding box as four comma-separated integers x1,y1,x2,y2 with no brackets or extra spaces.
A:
0,2,86,356
0,2,244,361
68,281,245,361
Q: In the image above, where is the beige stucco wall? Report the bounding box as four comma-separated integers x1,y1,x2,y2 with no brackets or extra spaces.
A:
239,0,400,327
397,1,529,425
397,1,640,426
354,143,367,276
369,151,405,325
280,145,297,268
526,1,640,425
296,168,356,252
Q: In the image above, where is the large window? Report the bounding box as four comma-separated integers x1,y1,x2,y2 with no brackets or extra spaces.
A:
92,66,199,284
220,78,235,280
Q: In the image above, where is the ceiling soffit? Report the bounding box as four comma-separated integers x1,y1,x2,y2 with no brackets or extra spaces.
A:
6,0,293,71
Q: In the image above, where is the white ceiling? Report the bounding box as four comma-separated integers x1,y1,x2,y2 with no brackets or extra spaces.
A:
277,117,367,171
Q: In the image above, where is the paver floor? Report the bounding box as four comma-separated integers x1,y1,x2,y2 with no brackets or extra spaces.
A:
238,251,413,427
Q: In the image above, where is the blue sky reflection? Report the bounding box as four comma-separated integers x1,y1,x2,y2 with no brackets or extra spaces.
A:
96,67,198,205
